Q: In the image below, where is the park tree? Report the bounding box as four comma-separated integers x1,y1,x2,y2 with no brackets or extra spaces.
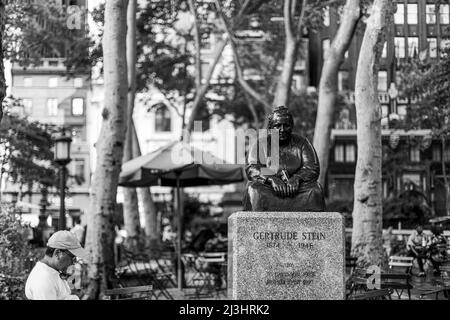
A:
351,0,394,267
85,0,128,299
122,0,141,250
313,0,362,187
216,0,339,127
122,0,159,250
0,0,5,124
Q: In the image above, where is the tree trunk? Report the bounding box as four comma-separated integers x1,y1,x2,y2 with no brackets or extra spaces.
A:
84,0,128,299
187,0,201,89
122,0,141,250
272,0,306,108
313,0,361,188
351,0,393,268
129,122,159,248
441,137,450,215
0,1,6,124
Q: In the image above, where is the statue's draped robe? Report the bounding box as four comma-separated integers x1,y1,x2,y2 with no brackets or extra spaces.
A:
243,134,325,212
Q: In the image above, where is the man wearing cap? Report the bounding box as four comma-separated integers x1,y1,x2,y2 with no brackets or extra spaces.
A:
25,230,89,300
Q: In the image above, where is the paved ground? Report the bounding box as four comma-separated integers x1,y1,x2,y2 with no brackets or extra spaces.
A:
161,269,450,300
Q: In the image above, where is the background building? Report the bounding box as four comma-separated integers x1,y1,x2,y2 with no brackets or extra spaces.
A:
4,0,90,228
309,0,450,216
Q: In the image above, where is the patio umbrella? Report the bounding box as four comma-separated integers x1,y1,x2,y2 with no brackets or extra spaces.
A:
119,140,244,289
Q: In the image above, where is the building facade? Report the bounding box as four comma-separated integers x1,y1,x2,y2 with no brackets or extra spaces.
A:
5,0,90,228
309,0,450,216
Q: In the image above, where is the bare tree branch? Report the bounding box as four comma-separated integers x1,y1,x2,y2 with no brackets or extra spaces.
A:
187,0,202,88
214,0,271,115
185,0,255,132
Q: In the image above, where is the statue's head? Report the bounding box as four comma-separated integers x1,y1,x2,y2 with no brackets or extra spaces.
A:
267,106,294,143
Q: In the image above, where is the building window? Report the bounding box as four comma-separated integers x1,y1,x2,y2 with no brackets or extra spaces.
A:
433,144,441,162
22,99,32,114
73,159,86,185
381,105,389,118
345,144,356,162
426,4,437,24
47,99,58,116
334,144,345,162
48,77,58,88
410,146,420,162
445,145,450,162
381,42,387,58
394,37,406,58
323,6,330,26
397,105,407,120
407,4,418,24
154,104,171,132
322,38,330,61
382,180,388,198
378,71,388,91
338,71,350,91
428,38,438,58
334,143,355,163
394,3,404,24
201,34,212,52
408,37,419,57
71,98,84,116
74,78,83,88
24,77,32,87
440,4,450,24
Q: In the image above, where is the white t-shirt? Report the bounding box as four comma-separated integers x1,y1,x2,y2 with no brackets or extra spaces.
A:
25,261,79,300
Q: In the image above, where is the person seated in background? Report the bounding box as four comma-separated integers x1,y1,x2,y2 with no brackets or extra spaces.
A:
407,225,428,277
428,225,447,276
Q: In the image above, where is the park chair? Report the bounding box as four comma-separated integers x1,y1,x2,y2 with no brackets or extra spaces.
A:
104,285,153,300
346,267,413,300
184,252,227,299
348,288,392,300
151,255,177,288
381,272,413,299
388,256,414,274
116,248,174,300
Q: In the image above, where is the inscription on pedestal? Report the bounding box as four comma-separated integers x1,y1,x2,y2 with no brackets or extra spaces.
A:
228,212,345,300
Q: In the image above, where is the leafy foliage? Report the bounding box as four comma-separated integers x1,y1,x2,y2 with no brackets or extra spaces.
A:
4,0,93,76
0,206,42,300
397,33,450,137
382,183,432,229
0,97,58,192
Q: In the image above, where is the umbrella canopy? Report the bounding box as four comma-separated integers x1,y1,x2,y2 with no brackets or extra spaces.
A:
119,141,244,187
118,140,245,290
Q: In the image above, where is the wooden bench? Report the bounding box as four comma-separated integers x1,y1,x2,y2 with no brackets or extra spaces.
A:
388,256,414,274
348,288,392,300
104,285,153,300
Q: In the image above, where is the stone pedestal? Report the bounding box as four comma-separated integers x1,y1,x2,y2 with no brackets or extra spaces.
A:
228,212,345,300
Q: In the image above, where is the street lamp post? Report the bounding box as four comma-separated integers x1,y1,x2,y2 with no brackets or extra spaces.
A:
54,128,72,231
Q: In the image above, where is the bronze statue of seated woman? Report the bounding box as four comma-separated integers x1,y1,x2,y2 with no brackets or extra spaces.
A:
243,106,325,212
